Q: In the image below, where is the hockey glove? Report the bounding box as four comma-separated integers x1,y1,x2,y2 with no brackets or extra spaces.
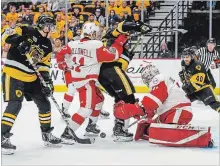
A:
182,83,194,95
114,34,128,47
178,71,185,83
135,20,152,34
58,61,68,71
40,71,54,97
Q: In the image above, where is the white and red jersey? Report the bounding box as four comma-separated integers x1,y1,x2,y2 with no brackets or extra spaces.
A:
57,38,123,89
141,74,191,118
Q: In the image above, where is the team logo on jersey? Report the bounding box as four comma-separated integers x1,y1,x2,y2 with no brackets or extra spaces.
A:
33,36,38,43
153,78,159,85
16,90,22,98
196,65,201,70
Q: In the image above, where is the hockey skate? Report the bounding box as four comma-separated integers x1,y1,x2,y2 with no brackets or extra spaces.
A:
84,119,101,137
61,127,76,145
41,127,62,147
113,121,133,142
61,103,71,119
1,132,16,155
100,109,110,119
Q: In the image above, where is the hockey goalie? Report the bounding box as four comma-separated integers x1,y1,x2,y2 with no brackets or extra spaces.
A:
114,64,213,147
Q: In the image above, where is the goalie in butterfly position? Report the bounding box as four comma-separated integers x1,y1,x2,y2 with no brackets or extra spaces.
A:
114,62,214,147
179,48,220,113
1,15,62,155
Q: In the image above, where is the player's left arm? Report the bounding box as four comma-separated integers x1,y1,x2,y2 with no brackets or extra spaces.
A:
141,79,168,118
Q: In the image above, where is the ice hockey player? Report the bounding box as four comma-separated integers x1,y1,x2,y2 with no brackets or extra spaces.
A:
114,63,214,147
55,57,110,120
1,15,62,155
56,23,128,144
98,20,152,142
179,48,220,113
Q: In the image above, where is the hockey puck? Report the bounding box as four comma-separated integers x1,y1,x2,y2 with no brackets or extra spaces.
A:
100,132,106,138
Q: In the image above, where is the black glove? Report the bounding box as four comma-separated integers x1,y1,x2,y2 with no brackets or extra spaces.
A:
17,41,32,55
40,72,54,97
182,83,193,95
17,35,35,55
178,71,185,83
135,20,152,34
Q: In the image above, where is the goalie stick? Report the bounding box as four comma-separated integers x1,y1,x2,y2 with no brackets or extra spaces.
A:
26,51,95,144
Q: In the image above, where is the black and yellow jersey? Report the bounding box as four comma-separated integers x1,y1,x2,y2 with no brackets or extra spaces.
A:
181,59,211,92
101,27,131,72
3,25,52,82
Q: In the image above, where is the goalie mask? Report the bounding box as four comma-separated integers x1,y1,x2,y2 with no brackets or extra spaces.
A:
81,23,100,40
141,64,160,86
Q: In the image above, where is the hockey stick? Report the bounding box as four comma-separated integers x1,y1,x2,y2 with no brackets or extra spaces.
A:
130,28,188,38
26,52,94,144
128,113,159,128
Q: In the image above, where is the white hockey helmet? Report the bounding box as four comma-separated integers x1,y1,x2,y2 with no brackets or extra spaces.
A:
141,64,160,86
81,23,100,40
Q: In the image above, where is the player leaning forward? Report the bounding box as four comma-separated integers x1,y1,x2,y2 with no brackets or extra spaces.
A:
56,23,128,144
114,63,214,147
1,15,61,155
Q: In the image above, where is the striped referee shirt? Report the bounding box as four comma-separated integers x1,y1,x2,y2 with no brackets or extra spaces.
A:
195,47,220,71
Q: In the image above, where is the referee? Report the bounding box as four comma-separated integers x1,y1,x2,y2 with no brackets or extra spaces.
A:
194,38,220,89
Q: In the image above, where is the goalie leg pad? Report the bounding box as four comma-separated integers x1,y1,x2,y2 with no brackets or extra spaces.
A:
159,106,192,125
148,123,212,147
134,120,150,141
114,101,145,120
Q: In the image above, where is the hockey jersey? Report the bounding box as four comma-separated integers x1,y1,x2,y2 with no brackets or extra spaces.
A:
57,38,123,89
3,25,52,82
141,74,191,118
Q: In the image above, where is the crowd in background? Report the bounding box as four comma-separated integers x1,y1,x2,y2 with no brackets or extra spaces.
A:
1,0,159,58
192,0,220,10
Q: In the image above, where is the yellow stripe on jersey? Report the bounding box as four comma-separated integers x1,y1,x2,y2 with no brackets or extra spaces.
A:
114,66,132,95
3,67,37,82
117,58,129,71
3,113,17,120
40,53,52,67
2,121,13,127
5,75,10,101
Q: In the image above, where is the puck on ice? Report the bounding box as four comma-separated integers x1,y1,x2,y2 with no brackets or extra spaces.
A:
100,132,106,138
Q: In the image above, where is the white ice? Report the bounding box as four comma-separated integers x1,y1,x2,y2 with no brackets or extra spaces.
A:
1,93,220,165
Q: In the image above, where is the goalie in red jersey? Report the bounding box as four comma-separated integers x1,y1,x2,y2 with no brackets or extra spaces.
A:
114,63,214,147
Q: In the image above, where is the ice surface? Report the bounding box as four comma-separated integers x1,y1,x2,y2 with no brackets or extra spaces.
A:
1,93,220,165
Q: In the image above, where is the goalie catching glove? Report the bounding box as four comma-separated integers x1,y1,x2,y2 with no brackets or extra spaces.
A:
40,71,54,97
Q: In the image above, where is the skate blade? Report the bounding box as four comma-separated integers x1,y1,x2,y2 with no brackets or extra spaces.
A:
113,136,133,142
61,138,75,145
44,142,62,147
84,132,99,137
1,148,15,155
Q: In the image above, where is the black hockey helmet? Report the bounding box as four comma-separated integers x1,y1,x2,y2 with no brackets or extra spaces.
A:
37,14,55,30
181,47,194,58
206,38,216,46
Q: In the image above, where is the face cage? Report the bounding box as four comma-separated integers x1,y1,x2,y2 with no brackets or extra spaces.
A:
141,72,154,86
